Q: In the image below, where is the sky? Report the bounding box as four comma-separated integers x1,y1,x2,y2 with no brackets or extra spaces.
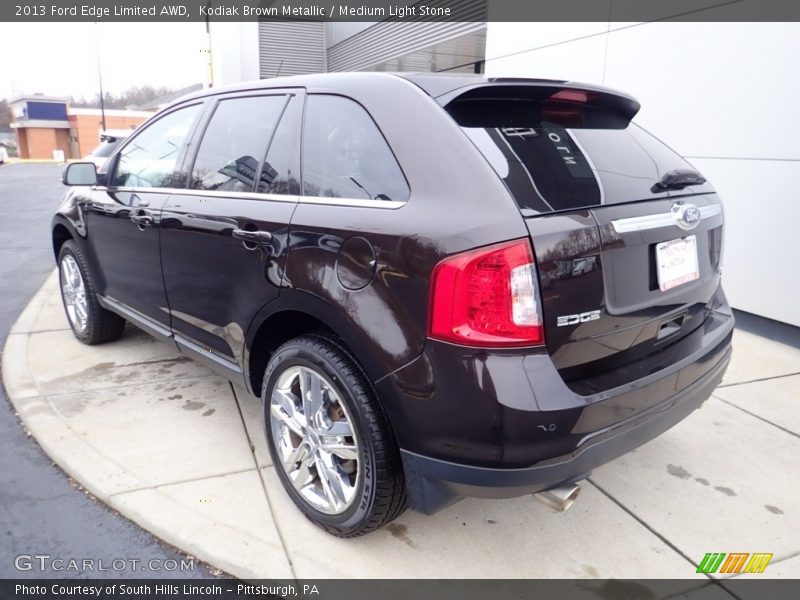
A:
0,23,208,101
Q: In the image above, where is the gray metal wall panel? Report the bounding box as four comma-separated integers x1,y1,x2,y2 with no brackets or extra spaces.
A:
258,22,325,78
327,21,486,72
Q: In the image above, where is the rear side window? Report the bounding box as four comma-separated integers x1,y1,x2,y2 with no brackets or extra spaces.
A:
454,97,702,214
302,95,409,202
111,104,201,188
190,95,287,192
257,95,301,195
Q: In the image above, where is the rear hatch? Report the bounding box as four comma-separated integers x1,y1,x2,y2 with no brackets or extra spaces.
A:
442,81,724,393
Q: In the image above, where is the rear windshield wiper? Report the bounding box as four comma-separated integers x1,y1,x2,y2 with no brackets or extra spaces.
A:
651,169,706,193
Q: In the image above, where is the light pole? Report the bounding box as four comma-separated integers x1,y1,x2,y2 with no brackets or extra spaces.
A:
94,22,107,131
204,2,214,87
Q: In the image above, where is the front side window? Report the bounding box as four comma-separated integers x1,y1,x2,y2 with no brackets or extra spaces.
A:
190,95,287,192
302,95,409,202
111,105,201,188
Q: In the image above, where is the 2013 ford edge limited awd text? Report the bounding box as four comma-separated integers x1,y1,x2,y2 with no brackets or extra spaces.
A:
53,73,733,537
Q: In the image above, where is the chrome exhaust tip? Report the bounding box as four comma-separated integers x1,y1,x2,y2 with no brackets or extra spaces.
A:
533,483,581,512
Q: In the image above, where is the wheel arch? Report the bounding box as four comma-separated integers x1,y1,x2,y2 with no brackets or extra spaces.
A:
244,291,394,398
246,309,334,397
51,220,74,259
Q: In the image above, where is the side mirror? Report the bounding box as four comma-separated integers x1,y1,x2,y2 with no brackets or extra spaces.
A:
62,162,98,186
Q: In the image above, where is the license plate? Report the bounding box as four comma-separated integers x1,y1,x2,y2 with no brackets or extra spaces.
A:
656,235,699,292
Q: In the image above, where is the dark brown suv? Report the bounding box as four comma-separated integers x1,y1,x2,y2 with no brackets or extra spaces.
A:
53,73,733,536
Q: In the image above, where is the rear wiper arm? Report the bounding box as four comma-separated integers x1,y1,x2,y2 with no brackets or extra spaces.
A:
651,169,706,193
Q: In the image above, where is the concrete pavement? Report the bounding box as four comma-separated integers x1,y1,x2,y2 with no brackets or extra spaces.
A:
4,268,799,583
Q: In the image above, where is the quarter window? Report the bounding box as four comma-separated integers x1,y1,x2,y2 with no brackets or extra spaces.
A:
190,95,287,192
302,95,409,202
111,104,200,188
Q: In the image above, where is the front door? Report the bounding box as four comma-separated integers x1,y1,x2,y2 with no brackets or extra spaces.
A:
159,91,303,374
83,103,203,334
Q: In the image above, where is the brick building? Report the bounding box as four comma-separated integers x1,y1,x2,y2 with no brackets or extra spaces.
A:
67,107,152,157
10,96,153,160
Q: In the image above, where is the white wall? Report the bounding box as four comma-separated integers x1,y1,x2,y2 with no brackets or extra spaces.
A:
325,22,375,48
486,22,800,327
209,22,260,86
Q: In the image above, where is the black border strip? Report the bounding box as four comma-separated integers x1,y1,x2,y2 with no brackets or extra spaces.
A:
3,578,800,600
5,0,800,23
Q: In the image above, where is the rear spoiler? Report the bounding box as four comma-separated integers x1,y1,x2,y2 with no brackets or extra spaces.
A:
438,81,641,130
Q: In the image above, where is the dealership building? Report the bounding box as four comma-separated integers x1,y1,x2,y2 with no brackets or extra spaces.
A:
9,96,152,160
209,19,798,328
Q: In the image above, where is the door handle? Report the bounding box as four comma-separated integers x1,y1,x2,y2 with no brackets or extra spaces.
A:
232,228,273,244
131,212,154,227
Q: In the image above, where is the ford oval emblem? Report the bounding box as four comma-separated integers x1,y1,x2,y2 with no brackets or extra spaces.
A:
673,203,701,230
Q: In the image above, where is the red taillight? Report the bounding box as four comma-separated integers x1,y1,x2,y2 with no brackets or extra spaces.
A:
548,89,590,103
428,239,545,347
543,89,596,126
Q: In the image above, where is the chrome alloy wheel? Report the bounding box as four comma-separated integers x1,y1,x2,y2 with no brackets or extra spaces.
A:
60,255,89,333
269,365,360,515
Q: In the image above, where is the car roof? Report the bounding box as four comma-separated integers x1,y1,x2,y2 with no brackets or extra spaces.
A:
164,72,634,111
169,72,411,107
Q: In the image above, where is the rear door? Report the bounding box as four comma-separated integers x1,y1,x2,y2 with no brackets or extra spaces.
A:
283,93,414,375
449,86,723,389
159,90,302,376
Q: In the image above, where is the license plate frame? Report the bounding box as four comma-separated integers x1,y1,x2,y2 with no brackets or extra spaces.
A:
655,235,700,292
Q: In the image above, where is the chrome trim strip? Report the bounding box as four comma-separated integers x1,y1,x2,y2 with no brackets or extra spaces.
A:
94,186,405,208
611,204,721,233
612,212,676,233
99,295,243,381
299,196,406,209
167,188,298,203
698,204,723,219
174,334,243,375
97,295,172,343
95,186,299,204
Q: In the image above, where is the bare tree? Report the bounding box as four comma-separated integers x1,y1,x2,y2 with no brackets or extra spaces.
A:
0,99,12,132
70,85,177,109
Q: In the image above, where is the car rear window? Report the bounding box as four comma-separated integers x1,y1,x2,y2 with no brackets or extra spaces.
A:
453,97,704,214
91,138,123,158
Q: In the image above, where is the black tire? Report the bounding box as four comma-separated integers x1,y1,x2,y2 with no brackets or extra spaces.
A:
262,334,407,537
58,240,125,345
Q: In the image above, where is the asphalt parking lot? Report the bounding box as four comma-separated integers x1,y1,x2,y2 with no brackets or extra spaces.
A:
0,162,216,578
2,162,799,585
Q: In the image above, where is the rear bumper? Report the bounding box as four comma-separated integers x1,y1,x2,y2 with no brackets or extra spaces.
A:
392,308,734,514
